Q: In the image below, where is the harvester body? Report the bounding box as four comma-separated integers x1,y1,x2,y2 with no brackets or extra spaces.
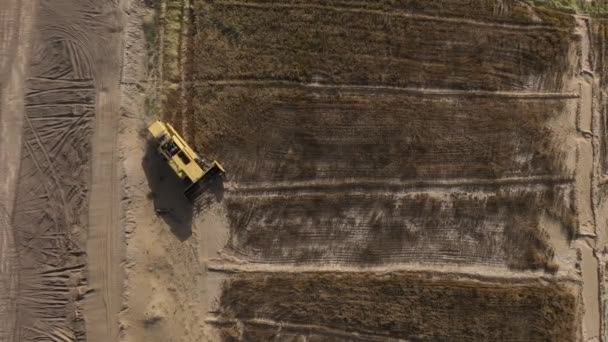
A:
147,120,225,200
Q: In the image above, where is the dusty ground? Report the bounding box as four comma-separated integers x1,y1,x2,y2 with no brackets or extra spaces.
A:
0,0,125,341
2,0,608,341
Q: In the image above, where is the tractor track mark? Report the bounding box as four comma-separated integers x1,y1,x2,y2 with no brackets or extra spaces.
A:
28,76,94,84
25,103,95,109
46,112,92,159
215,271,578,341
23,114,72,225
26,87,94,97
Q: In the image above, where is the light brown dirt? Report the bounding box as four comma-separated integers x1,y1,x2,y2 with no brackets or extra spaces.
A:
111,1,608,341
0,0,35,341
1,0,126,340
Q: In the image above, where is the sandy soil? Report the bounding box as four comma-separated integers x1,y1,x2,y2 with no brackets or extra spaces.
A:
1,0,125,340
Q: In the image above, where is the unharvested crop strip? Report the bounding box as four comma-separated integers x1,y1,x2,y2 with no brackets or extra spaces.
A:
26,86,95,97
214,0,569,32
206,260,581,284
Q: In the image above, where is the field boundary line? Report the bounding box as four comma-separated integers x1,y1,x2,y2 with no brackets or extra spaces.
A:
214,0,570,32
185,79,580,99
229,175,574,196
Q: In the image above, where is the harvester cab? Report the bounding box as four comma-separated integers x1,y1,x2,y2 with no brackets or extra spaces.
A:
147,120,225,201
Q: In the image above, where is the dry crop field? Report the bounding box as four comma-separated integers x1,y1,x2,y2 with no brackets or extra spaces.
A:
225,187,574,268
184,1,579,264
153,0,603,340
215,272,578,342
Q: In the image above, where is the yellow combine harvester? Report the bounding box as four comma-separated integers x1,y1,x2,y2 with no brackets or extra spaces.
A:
147,120,225,201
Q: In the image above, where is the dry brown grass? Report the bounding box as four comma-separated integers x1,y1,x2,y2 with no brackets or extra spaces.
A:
190,0,574,91
216,271,579,342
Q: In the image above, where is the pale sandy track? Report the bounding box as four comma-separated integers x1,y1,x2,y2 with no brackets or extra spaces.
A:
0,0,35,341
82,0,126,340
1,0,126,340
215,0,569,32
206,259,581,283
0,207,18,342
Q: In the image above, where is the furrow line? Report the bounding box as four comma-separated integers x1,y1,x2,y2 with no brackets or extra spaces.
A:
206,260,581,284
185,79,580,99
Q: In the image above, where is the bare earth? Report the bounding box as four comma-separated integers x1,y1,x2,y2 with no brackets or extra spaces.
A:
2,0,608,342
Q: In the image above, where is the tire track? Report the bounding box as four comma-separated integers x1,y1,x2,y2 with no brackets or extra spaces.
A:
207,316,401,342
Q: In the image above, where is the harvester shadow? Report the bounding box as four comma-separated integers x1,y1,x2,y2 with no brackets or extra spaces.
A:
191,174,225,217
142,142,193,241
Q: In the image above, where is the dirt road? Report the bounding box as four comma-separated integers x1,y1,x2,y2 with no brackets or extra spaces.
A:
0,0,35,340
2,0,125,340
84,0,126,340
